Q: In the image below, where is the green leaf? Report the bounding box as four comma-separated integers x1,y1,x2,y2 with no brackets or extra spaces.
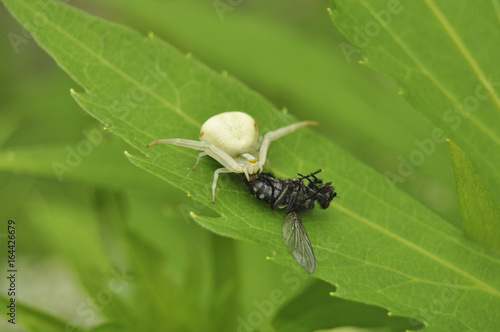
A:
329,0,500,204
272,279,422,331
3,0,500,331
95,0,459,223
447,139,500,251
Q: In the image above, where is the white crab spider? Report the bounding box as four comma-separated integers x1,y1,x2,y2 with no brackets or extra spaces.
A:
147,111,317,202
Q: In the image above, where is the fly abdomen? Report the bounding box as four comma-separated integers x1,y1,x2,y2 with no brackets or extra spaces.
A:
246,173,284,206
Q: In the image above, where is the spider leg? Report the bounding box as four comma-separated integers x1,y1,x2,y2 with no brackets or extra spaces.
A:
193,152,208,170
147,138,211,150
204,145,243,174
211,168,234,203
203,145,249,202
258,121,318,167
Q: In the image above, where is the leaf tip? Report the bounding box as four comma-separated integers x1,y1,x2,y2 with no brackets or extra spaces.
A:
445,138,454,149
327,6,337,20
358,56,370,66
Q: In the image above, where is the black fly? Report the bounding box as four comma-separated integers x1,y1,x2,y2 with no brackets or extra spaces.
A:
245,169,337,273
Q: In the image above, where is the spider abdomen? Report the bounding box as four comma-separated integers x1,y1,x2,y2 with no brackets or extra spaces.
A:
200,112,259,157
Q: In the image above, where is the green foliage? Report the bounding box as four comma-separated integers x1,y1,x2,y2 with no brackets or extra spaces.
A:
1,0,499,331
272,279,422,331
447,139,500,250
329,0,500,208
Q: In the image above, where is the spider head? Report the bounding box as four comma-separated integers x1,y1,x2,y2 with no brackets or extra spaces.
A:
236,153,263,180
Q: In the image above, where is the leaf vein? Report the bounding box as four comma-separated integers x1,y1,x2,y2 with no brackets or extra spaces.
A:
334,204,500,297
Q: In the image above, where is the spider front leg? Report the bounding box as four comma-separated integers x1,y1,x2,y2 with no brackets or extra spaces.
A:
147,138,211,150
147,138,213,171
211,168,234,203
202,144,245,202
257,121,318,167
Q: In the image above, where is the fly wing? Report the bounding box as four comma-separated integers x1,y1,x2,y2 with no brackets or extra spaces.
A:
282,212,316,273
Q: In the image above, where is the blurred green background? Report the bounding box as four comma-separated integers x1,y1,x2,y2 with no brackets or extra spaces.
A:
0,0,452,331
